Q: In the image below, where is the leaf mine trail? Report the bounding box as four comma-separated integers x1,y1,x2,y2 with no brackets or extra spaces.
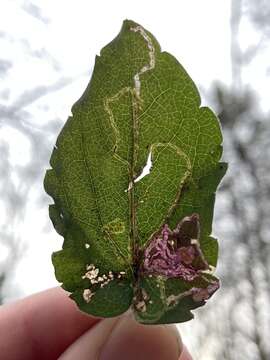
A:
130,25,156,99
104,25,156,163
103,25,157,266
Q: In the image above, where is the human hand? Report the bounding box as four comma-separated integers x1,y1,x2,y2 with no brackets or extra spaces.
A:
0,287,193,359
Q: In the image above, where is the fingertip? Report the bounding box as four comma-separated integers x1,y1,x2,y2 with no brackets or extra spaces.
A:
99,318,182,360
0,287,100,360
60,314,183,360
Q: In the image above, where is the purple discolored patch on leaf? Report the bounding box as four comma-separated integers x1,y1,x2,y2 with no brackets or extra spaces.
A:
142,214,209,281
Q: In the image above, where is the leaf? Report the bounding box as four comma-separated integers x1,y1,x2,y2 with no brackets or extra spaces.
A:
44,20,227,324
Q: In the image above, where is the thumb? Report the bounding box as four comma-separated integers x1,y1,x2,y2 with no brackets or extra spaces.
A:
59,314,192,360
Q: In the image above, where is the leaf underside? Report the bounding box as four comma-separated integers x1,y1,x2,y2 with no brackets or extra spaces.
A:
44,20,227,324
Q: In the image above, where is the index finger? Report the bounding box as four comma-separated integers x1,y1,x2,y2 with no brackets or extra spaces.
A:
0,287,100,360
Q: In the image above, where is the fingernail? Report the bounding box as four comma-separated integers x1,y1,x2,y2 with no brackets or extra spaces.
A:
99,315,182,360
179,345,193,360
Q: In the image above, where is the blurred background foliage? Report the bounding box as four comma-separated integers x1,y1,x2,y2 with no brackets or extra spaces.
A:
0,1,269,359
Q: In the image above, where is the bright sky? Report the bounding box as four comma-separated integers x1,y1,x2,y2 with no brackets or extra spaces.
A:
2,1,232,108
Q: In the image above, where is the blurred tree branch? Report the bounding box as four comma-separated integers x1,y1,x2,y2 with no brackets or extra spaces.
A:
0,1,74,303
195,1,270,359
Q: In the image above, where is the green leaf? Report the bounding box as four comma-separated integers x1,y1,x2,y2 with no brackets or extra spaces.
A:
44,20,227,324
